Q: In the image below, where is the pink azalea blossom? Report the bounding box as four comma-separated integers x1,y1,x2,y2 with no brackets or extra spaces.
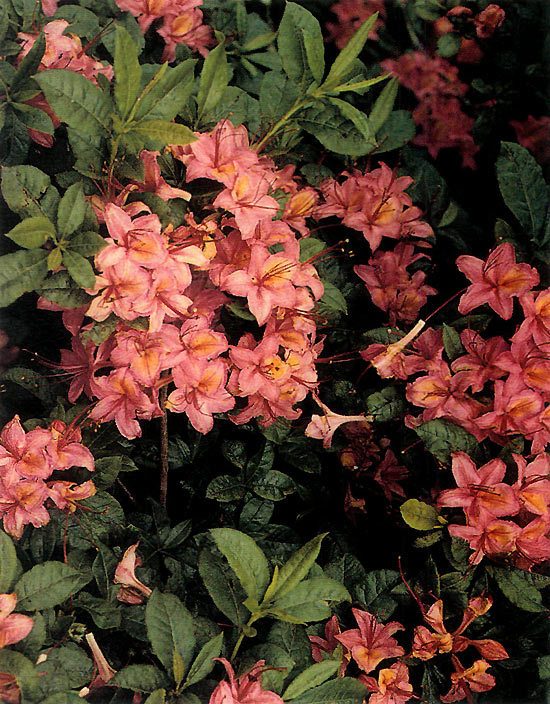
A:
335,609,405,673
209,658,284,704
0,593,34,648
114,543,152,604
360,662,414,704
305,397,372,449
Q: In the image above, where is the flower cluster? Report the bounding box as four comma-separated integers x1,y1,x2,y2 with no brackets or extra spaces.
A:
53,121,325,438
114,0,214,61
16,20,113,146
354,242,436,325
381,52,478,169
326,0,386,49
438,452,550,568
313,163,433,252
0,415,95,538
433,3,505,64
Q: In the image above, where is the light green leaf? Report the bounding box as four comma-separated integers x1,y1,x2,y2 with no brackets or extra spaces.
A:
197,42,228,118
134,60,196,122
0,529,17,592
328,73,388,94
266,534,327,602
368,77,398,135
130,119,197,146
15,561,88,610
210,527,270,604
112,665,171,692
146,590,195,679
57,181,86,237
183,631,223,688
278,2,324,84
496,142,547,244
114,25,142,120
290,676,367,703
324,13,379,87
35,69,113,135
283,660,340,700
62,249,96,289
400,499,441,530
437,32,461,58
144,690,166,704
0,249,49,307
271,577,350,613
6,216,55,249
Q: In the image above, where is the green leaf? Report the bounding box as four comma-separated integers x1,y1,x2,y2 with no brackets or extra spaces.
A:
35,643,92,698
65,230,107,257
366,386,406,422
277,2,324,84
328,97,374,144
283,661,340,699
0,529,16,592
66,491,124,549
300,102,372,155
144,691,166,704
36,271,92,308
400,499,441,530
368,77,398,135
74,592,121,630
210,527,270,604
129,119,197,146
299,238,325,262
35,69,113,135
11,32,45,93
92,543,118,597
6,216,54,249
0,366,54,405
134,60,196,122
318,281,347,315
354,569,401,620
40,693,85,704
488,566,550,613
62,249,96,289
146,589,195,678
0,650,40,702
112,665,171,692
442,323,463,361
414,419,479,464
198,548,247,626
537,655,550,680
114,25,142,120
206,474,248,502
254,470,297,501
259,71,300,124
290,677,367,703
374,110,416,153
1,165,57,218
183,631,223,688
0,249,49,307
12,102,54,135
267,534,327,603
57,181,86,237
437,32,461,58
496,142,547,244
197,42,228,118
328,73,389,94
270,577,350,622
324,13,379,87
15,561,88,610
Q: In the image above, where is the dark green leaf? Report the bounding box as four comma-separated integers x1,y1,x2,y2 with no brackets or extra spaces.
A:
11,32,45,93
488,566,550,613
374,110,416,153
62,249,96,289
57,181,86,237
134,60,196,122
1,165,55,217
146,589,195,678
36,271,92,308
259,71,300,123
198,548,247,626
35,69,113,135
222,438,247,469
15,561,89,610
366,386,406,422
197,42,228,118
436,33,461,58
354,569,401,620
0,366,54,405
0,529,17,592
0,249,49,306
112,665,171,693
0,650,40,702
210,527,270,604
442,323,463,361
318,281,347,315
496,142,547,244
75,592,121,629
12,102,54,135
183,631,223,688
254,470,297,501
92,543,118,597
206,474,248,502
65,230,106,257
414,419,479,464
5,216,54,249
114,25,142,120
300,102,372,156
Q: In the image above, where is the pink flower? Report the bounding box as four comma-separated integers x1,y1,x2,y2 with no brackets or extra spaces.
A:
457,243,540,320
335,609,405,673
441,656,496,703
474,4,505,39
360,662,414,704
0,593,34,648
114,543,152,604
209,658,284,703
305,397,372,449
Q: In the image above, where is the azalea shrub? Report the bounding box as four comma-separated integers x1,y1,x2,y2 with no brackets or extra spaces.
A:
0,0,548,703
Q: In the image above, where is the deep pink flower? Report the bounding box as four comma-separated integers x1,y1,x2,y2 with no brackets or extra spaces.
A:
335,609,404,673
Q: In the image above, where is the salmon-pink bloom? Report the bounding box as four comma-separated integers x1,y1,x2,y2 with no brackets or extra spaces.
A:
457,243,539,320
132,151,192,201
474,4,505,38
437,452,520,523
114,543,152,604
476,378,544,436
515,517,550,564
43,420,95,473
214,172,279,238
0,416,50,485
209,658,284,704
87,260,151,323
0,593,34,649
441,656,496,703
360,662,414,704
305,397,372,449
514,289,550,346
48,481,96,513
0,480,51,539
157,8,214,61
309,615,349,676
448,518,520,565
451,330,508,392
335,609,404,673
90,368,156,439
514,453,550,518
